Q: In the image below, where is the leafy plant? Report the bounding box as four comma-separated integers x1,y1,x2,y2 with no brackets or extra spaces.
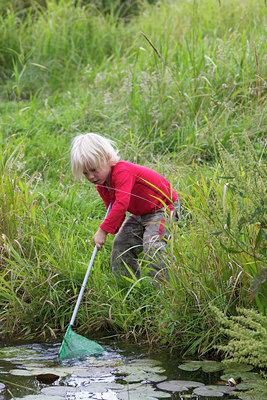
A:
211,305,267,371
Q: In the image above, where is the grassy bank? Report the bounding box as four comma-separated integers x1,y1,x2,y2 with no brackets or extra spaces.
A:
0,0,266,358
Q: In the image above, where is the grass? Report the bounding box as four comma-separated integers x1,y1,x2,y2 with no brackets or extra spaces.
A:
0,0,266,356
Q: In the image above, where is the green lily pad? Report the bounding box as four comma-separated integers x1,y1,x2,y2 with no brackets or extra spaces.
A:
201,362,224,373
237,394,261,400
117,363,165,375
223,363,253,373
86,357,123,367
178,362,201,372
41,386,77,396
31,366,81,377
116,359,166,384
0,347,42,362
193,386,225,397
178,361,224,373
220,371,258,382
116,382,171,399
73,366,114,377
123,372,167,383
223,362,253,372
85,382,125,392
157,380,205,391
9,369,33,376
236,382,255,390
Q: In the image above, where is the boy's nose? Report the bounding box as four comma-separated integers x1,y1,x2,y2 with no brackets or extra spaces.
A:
88,172,95,181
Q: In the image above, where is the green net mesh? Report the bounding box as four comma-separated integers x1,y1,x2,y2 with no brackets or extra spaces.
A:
59,325,104,360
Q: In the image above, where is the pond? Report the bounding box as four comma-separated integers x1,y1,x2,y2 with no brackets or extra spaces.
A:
0,337,261,400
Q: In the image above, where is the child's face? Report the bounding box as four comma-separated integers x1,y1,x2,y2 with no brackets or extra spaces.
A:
83,163,111,186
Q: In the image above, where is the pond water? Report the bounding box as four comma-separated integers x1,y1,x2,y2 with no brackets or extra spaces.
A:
0,337,259,400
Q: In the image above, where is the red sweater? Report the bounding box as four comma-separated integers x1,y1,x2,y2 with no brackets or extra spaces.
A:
96,161,178,234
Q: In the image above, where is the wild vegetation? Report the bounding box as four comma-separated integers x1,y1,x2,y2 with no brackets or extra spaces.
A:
0,0,266,365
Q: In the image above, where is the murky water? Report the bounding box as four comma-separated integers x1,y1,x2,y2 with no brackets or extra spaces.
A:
0,337,249,399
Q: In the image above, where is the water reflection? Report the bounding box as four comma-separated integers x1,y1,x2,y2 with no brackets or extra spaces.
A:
0,339,243,400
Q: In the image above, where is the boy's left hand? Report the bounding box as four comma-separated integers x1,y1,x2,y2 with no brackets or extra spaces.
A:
93,228,108,250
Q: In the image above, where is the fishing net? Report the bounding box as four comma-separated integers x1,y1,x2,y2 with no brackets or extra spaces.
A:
59,325,104,360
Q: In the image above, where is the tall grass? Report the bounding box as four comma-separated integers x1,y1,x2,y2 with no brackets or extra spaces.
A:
0,0,266,354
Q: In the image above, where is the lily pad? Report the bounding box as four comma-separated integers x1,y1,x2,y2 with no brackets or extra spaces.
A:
86,358,123,367
116,382,171,399
236,382,255,390
193,386,224,397
157,380,205,391
41,386,77,396
220,371,258,381
9,369,33,376
222,363,253,372
30,366,80,377
73,366,114,378
0,347,42,362
178,362,201,372
116,359,166,384
178,361,224,373
193,385,236,397
117,363,165,375
123,372,167,383
79,382,125,392
201,362,224,373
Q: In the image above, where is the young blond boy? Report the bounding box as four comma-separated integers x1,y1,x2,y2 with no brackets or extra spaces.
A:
71,133,179,279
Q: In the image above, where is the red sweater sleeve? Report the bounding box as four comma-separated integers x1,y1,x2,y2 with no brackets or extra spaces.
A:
99,168,135,234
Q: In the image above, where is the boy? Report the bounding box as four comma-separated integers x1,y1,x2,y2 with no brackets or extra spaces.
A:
71,133,179,280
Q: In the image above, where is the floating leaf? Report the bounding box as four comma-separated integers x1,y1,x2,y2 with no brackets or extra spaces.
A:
222,363,253,373
117,363,165,375
28,366,80,377
116,382,171,399
179,361,223,373
123,372,167,383
86,358,123,367
127,359,162,367
9,369,33,376
157,380,205,391
193,386,224,397
220,371,258,382
116,359,166,384
236,382,255,390
41,386,77,396
72,366,114,378
201,362,224,373
193,385,236,397
178,362,201,372
0,347,42,362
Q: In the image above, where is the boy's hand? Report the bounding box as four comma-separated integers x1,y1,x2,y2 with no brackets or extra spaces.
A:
93,228,108,250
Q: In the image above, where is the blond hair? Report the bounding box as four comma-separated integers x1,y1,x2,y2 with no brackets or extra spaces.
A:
71,133,120,180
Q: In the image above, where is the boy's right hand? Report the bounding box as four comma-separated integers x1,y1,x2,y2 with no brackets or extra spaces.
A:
93,228,108,251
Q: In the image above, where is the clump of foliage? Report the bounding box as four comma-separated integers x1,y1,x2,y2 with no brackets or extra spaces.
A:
211,306,267,371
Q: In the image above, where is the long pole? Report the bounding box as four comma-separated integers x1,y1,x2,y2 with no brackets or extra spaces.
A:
69,203,112,327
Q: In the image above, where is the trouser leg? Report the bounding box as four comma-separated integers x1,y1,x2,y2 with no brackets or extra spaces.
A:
111,214,144,278
142,202,179,278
